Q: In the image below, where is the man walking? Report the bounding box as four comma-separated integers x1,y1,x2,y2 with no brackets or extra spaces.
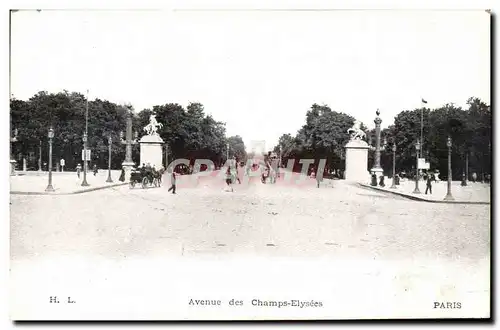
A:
425,173,434,195
234,158,241,184
225,167,234,192
76,163,82,178
315,166,323,188
119,168,126,182
168,169,177,194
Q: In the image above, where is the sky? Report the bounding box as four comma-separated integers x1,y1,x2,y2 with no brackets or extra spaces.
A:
10,9,490,151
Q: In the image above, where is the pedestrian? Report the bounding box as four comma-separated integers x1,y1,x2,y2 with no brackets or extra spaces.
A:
472,172,477,183
233,159,241,184
245,163,250,177
167,169,177,194
76,163,82,178
93,164,98,176
425,173,434,195
461,173,467,186
225,167,234,192
261,167,267,184
119,168,125,182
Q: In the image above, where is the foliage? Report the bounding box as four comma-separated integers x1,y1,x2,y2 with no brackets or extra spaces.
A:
10,92,236,170
273,99,491,179
227,135,247,162
274,103,360,172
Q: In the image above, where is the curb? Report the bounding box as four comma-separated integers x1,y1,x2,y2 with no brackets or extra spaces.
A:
10,182,129,196
358,183,490,205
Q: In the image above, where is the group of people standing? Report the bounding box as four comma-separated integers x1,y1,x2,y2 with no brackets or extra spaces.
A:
75,163,98,178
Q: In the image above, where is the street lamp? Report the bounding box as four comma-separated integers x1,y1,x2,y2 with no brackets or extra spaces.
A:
45,127,55,192
444,136,454,200
164,143,169,170
10,128,18,176
278,144,282,169
412,139,421,194
390,142,397,189
370,109,383,179
81,133,89,186
106,135,113,183
38,140,42,172
120,107,138,174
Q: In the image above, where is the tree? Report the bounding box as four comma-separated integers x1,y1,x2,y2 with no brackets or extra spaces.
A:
135,102,229,166
227,135,247,161
10,92,234,170
273,103,357,172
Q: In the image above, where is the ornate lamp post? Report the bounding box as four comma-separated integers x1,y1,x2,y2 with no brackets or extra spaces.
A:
45,127,55,192
370,109,384,180
164,144,169,170
10,128,18,176
367,109,384,185
81,133,89,186
83,89,90,176
390,142,397,189
412,139,421,194
120,108,138,179
106,135,113,183
38,140,42,172
444,136,454,200
278,144,282,169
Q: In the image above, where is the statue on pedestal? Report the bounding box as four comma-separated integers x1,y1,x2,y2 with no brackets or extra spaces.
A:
344,120,370,182
143,114,163,136
347,120,366,141
139,114,164,170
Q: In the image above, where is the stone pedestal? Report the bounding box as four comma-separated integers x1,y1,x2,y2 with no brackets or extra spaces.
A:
121,160,135,182
139,134,164,169
344,139,370,182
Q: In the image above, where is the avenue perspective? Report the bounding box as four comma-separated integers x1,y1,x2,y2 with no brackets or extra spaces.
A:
9,9,491,321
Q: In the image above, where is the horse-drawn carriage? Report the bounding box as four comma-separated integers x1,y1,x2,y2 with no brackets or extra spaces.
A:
129,167,163,189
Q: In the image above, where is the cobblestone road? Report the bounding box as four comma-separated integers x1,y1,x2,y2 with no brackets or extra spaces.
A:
11,177,489,260
10,176,490,319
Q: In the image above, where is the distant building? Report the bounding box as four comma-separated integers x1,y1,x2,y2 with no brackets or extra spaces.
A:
250,140,266,156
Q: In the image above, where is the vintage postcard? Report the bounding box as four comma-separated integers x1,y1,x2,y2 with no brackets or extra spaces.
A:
8,4,491,321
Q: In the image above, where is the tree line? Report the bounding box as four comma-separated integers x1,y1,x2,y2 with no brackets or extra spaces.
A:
10,91,247,170
10,91,490,180
274,97,491,180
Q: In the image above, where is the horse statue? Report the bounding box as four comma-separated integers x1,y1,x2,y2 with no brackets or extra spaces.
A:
144,114,163,136
347,120,366,141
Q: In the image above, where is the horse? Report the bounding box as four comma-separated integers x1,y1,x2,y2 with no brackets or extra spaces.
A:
152,167,166,187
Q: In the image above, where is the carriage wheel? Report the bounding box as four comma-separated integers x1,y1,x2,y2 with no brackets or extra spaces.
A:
142,177,149,189
129,180,136,189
